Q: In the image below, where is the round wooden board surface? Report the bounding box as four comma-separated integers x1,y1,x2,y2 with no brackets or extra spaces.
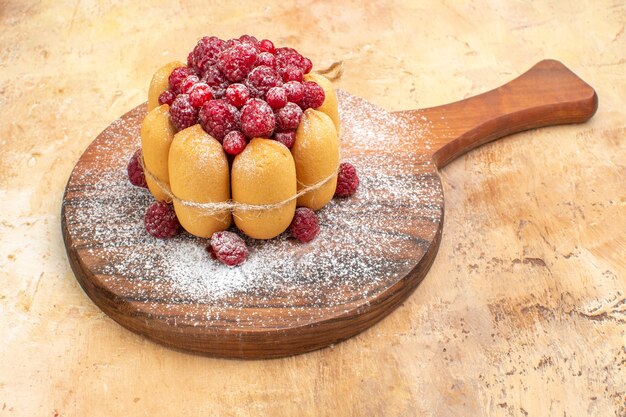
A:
62,91,444,359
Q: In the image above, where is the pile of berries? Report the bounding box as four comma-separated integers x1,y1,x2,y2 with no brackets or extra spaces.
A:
159,35,326,156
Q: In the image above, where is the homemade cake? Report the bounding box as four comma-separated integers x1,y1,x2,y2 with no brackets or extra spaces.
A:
130,35,359,265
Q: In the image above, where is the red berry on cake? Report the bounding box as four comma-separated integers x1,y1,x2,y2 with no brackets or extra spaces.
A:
283,81,305,103
275,102,303,131
191,36,225,74
223,131,247,155
201,65,229,98
275,47,308,76
180,74,200,94
240,98,275,138
210,231,248,266
168,66,195,94
266,87,288,109
289,207,320,242
225,83,250,108
127,149,148,188
335,162,359,197
273,131,296,149
245,65,282,98
301,57,313,74
217,42,258,82
259,39,275,54
199,99,240,142
144,201,181,239
188,82,213,108
282,66,304,83
238,34,260,47
299,81,325,110
256,52,276,68
170,94,199,131
158,90,175,106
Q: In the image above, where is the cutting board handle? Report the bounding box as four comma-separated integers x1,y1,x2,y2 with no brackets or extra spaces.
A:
398,60,598,168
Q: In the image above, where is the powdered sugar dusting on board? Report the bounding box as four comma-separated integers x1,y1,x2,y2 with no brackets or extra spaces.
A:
63,91,443,328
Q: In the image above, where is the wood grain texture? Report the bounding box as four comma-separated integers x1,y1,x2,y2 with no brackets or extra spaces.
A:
61,61,597,358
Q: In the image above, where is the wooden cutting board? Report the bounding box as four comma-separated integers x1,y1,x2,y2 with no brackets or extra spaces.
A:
62,60,597,359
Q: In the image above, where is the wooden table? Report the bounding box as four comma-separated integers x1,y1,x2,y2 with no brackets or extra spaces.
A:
1,1,624,415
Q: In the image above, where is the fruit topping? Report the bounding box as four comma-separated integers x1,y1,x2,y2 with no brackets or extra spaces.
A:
289,207,320,242
335,162,359,197
188,82,213,108
282,66,304,83
170,94,199,131
217,43,258,82
273,131,296,149
245,65,282,98
145,201,181,239
210,231,248,266
191,36,225,73
168,66,195,94
299,81,325,110
240,98,275,138
158,90,175,106
265,86,287,109
199,99,240,142
259,39,275,54
223,131,247,155
283,81,305,103
225,83,250,108
275,102,303,131
162,36,326,147
256,51,276,68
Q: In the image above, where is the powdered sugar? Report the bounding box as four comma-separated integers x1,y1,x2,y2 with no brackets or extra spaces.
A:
63,91,442,328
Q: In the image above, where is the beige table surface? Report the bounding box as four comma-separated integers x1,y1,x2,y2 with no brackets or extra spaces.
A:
1,1,624,416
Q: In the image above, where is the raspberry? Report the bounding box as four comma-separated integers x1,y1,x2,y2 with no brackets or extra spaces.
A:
158,90,175,106
222,131,247,155
245,65,282,98
238,34,260,47
282,66,303,82
201,66,229,98
217,43,258,82
302,57,313,74
289,207,319,243
180,75,200,94
299,81,325,110
224,38,241,49
256,52,276,68
191,36,225,73
144,201,181,239
170,94,199,131
259,39,275,54
335,162,359,197
265,86,287,109
275,102,303,131
188,82,213,108
187,51,195,69
168,66,195,94
210,231,248,266
275,47,306,75
199,99,240,142
240,98,275,138
225,83,250,108
284,81,304,103
127,149,148,188
273,131,296,148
